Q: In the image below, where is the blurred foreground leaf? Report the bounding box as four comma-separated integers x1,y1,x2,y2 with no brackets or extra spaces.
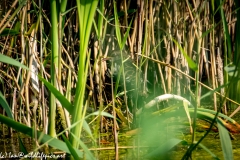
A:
0,114,83,158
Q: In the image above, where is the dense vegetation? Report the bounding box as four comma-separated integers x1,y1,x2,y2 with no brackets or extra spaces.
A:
0,0,240,159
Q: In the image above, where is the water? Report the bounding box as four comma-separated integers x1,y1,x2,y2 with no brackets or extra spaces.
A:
0,113,240,159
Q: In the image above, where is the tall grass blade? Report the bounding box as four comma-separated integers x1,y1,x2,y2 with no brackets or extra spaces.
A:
0,91,13,119
83,119,94,139
200,21,221,39
217,119,233,160
121,19,133,50
0,28,19,36
0,54,29,70
70,0,99,149
113,1,122,49
62,134,80,160
219,0,232,59
49,0,59,137
193,108,237,123
198,143,220,160
38,76,73,114
200,83,229,100
71,133,96,160
18,137,28,156
0,114,83,157
171,38,198,71
183,100,192,132
87,110,114,118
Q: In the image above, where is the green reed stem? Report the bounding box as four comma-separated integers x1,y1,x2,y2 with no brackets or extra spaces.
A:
69,0,99,149
49,0,59,137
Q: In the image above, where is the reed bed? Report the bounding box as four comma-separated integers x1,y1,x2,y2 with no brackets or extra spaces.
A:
0,0,239,159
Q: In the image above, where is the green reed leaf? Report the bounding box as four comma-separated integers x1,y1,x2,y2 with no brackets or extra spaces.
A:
0,114,83,158
62,134,80,159
71,133,95,160
198,143,219,159
0,54,29,70
217,119,233,160
113,0,122,49
0,91,13,119
171,38,198,71
38,76,73,114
